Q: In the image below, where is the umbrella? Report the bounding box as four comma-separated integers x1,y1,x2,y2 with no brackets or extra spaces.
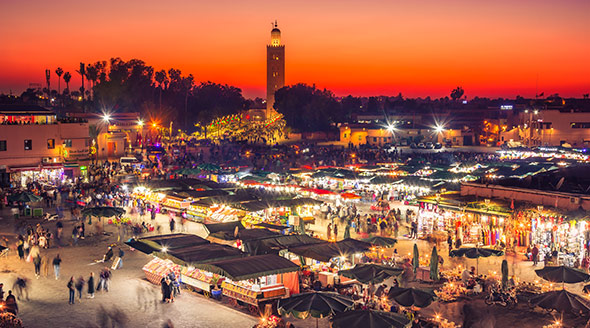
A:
279,292,353,328
430,246,439,282
535,265,590,285
81,206,125,232
9,192,42,203
331,310,411,328
81,206,125,218
362,236,397,248
343,225,351,240
449,247,504,274
197,163,220,172
387,287,436,308
528,289,590,314
501,259,508,289
412,243,419,273
339,264,403,284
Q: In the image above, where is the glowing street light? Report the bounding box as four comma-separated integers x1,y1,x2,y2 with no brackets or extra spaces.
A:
386,124,396,133
435,124,445,133
102,113,111,123
137,119,144,127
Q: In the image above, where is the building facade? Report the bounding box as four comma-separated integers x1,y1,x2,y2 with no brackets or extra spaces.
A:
0,105,90,186
501,109,590,147
266,21,285,114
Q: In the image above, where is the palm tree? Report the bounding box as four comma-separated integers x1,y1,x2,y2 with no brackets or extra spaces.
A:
182,74,194,130
55,67,63,94
77,63,86,110
154,70,168,110
63,72,72,93
85,63,99,101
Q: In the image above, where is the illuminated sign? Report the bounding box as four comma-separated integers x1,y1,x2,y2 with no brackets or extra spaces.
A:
500,105,513,110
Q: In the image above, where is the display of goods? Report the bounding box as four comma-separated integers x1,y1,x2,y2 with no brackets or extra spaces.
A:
142,258,180,285
262,287,286,299
435,282,466,302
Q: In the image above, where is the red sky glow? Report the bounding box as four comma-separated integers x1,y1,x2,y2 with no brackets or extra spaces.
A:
1,0,588,99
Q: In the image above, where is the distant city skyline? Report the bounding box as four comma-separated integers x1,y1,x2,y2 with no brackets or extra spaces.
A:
1,0,588,99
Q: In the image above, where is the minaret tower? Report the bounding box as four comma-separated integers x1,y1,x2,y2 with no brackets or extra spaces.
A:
266,20,285,116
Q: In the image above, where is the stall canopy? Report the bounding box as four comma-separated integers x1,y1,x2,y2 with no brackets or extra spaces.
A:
155,243,244,266
243,234,325,255
201,221,245,240
289,239,373,262
238,228,281,241
235,198,322,212
194,254,300,281
169,189,229,199
125,233,210,254
254,222,290,231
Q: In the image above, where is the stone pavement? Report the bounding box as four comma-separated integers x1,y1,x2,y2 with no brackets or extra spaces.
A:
0,200,587,327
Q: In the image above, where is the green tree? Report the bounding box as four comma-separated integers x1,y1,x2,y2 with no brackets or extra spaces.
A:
154,69,168,109
274,84,341,132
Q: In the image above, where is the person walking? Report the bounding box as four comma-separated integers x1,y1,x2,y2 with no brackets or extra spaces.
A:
532,244,539,266
117,247,125,269
53,254,62,280
67,276,75,304
87,272,95,298
33,254,41,278
327,223,332,241
75,276,85,300
41,255,49,277
333,223,338,241
169,218,176,233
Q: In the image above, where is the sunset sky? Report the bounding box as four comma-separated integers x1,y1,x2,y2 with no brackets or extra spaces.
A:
1,0,588,99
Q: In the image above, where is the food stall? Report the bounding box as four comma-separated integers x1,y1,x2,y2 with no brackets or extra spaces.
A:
417,193,512,246
194,254,300,314
288,238,373,287
142,257,181,285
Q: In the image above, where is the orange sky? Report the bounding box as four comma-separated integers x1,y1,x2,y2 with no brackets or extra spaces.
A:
1,0,589,99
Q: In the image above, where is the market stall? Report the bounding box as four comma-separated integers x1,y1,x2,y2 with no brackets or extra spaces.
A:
417,193,512,246
142,257,181,285
194,254,300,314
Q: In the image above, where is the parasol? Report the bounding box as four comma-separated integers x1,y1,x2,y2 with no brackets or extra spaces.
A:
387,287,436,308
278,291,353,328
535,265,590,285
362,236,397,248
9,192,42,203
528,289,590,314
430,246,439,281
339,264,403,284
449,246,504,274
331,310,411,328
412,243,419,274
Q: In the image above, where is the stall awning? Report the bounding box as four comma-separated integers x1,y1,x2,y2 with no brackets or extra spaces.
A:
125,233,210,254
194,254,299,281
253,222,290,231
238,229,280,241
201,221,245,241
243,234,326,255
155,243,244,265
235,198,323,212
289,238,373,263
